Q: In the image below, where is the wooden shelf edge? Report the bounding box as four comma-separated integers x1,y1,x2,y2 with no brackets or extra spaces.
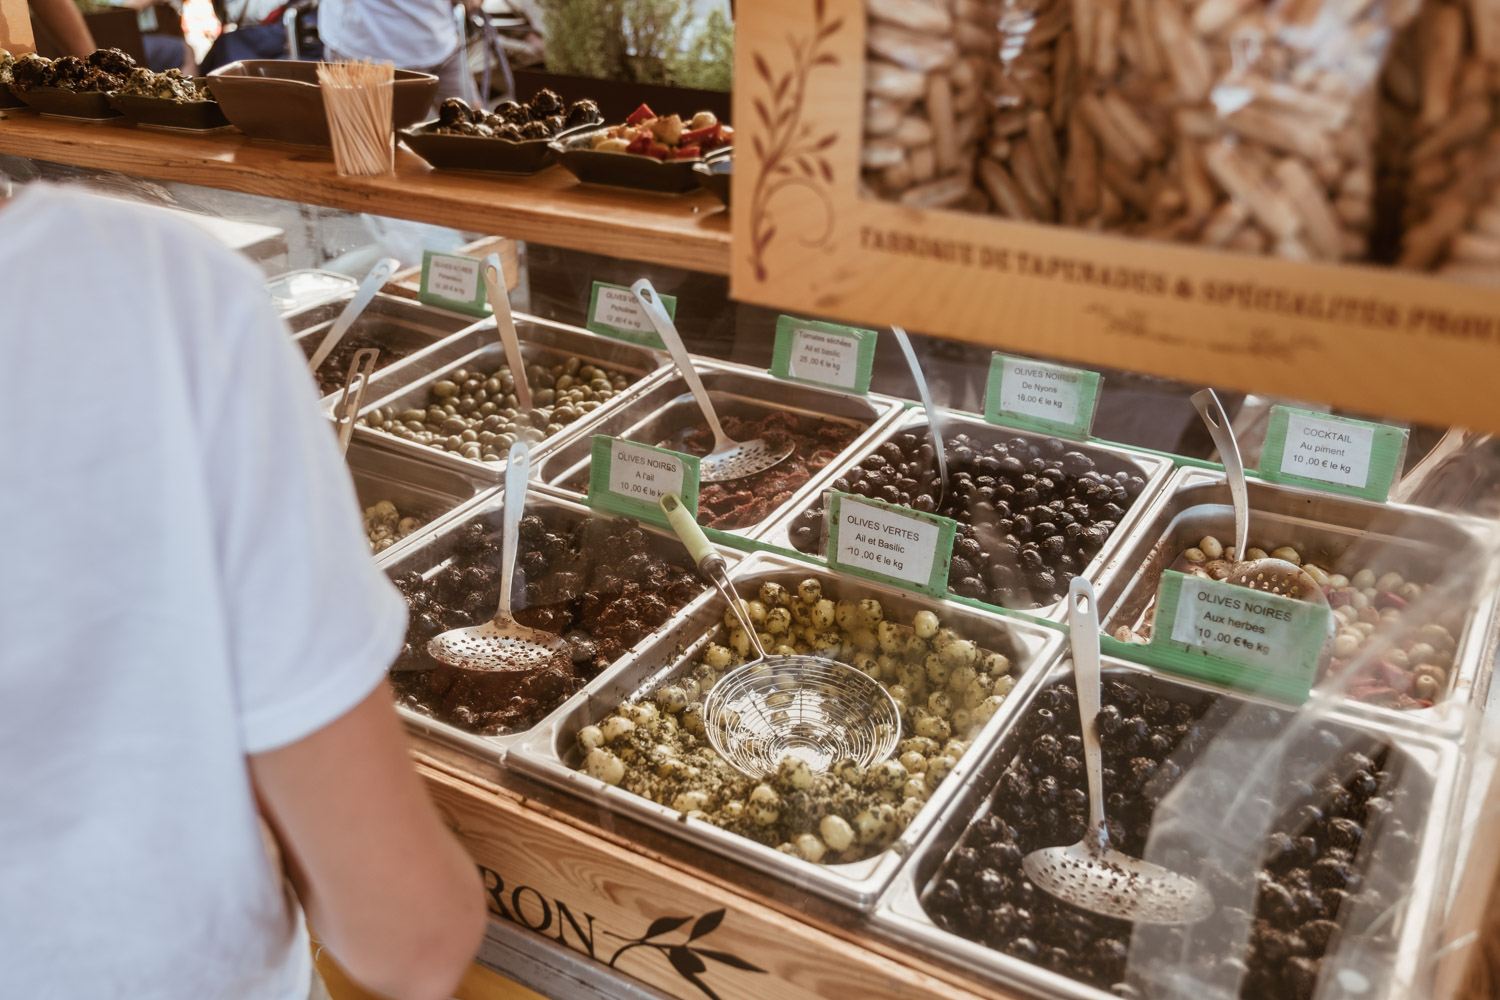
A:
0,115,731,275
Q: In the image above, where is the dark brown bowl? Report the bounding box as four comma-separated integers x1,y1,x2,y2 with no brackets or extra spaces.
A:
398,120,594,174
550,127,722,194
693,150,732,207
0,83,27,110
15,86,119,121
107,80,230,131
207,60,437,146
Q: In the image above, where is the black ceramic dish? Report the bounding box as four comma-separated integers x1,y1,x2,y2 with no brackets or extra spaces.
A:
0,84,26,110
550,127,723,194
108,81,230,131
693,149,732,207
399,120,593,175
208,60,436,146
15,86,119,121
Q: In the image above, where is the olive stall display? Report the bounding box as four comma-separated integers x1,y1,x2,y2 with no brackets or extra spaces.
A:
576,577,1023,864
428,89,602,140
392,511,703,734
923,677,1424,999
788,429,1150,609
1113,535,1464,711
362,356,634,463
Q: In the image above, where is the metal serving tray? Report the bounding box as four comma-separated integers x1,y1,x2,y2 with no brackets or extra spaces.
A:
759,407,1175,622
285,292,485,406
344,439,491,565
508,551,1067,910
534,360,906,539
1096,467,1500,736
874,657,1460,1000
353,319,668,482
380,487,727,762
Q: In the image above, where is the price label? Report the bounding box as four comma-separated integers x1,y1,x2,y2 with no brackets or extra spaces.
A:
586,281,677,349
824,491,956,597
769,316,877,394
1145,571,1332,704
587,435,699,527
1259,406,1408,501
983,354,1102,438
418,251,490,317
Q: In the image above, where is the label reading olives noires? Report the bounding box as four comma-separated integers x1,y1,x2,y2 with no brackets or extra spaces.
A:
1146,570,1333,704
769,315,878,394
1259,406,1408,502
587,435,700,528
983,354,1102,439
419,251,489,317
824,490,956,597
586,281,677,350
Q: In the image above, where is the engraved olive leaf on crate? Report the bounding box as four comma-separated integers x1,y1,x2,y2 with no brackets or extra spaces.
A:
747,0,844,282
605,908,766,1000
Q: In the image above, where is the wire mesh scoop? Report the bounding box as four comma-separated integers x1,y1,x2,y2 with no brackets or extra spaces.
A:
425,440,567,670
658,493,900,778
631,278,793,482
1022,577,1215,925
1192,389,1327,603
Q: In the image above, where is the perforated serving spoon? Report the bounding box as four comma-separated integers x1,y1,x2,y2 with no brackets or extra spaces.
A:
891,326,948,506
307,256,400,374
1192,389,1326,603
1022,577,1215,924
658,493,900,779
333,347,379,456
425,440,568,671
630,278,793,482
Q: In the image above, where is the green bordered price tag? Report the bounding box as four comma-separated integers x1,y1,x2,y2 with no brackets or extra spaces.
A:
983,353,1102,438
824,490,956,597
1146,570,1332,704
418,251,489,317
768,315,878,394
586,281,676,349
587,435,699,527
1259,406,1409,501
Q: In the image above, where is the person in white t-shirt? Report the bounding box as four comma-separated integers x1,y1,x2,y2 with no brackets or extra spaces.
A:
319,0,477,105
0,184,487,1000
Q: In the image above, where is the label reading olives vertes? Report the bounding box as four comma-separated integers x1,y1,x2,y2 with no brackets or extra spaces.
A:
1147,570,1333,704
586,281,677,350
824,490,956,597
587,435,700,528
768,315,878,394
983,353,1102,439
418,251,490,317
1258,406,1409,502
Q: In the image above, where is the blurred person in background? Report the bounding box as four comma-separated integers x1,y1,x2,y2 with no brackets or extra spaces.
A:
0,177,487,1000
319,0,478,106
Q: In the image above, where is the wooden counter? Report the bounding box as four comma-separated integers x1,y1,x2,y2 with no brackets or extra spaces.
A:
0,114,730,275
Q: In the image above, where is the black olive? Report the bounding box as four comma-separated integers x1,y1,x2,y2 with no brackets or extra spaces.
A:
564,98,602,127
527,87,564,117
437,96,473,126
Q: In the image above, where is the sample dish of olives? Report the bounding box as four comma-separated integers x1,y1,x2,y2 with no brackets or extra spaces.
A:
401,90,603,175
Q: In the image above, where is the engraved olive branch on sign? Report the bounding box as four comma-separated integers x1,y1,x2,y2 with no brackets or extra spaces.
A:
604,908,765,1000
747,0,843,281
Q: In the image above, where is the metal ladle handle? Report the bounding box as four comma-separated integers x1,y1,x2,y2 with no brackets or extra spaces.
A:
308,256,399,374
659,493,767,659
496,439,530,627
484,253,533,413
1192,388,1248,561
1067,576,1108,853
891,326,948,505
632,279,732,455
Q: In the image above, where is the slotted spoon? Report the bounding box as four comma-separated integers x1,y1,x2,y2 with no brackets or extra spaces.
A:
425,440,568,671
1192,389,1326,602
1022,577,1215,924
630,278,793,482
657,493,900,778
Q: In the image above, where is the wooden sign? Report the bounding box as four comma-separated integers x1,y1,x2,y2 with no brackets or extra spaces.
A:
1,0,33,53
730,0,1500,436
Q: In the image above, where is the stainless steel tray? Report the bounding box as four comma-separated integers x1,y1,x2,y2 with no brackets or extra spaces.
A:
759,407,1175,622
285,292,486,406
534,359,906,539
345,439,491,565
353,319,668,482
1096,467,1500,736
380,487,728,761
874,657,1460,1000
508,551,1067,909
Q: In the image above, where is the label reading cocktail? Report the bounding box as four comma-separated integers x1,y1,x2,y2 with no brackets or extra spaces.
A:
1259,406,1407,501
825,491,956,597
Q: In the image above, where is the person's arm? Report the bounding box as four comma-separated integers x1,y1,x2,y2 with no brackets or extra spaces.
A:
252,684,487,1000
28,0,95,55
